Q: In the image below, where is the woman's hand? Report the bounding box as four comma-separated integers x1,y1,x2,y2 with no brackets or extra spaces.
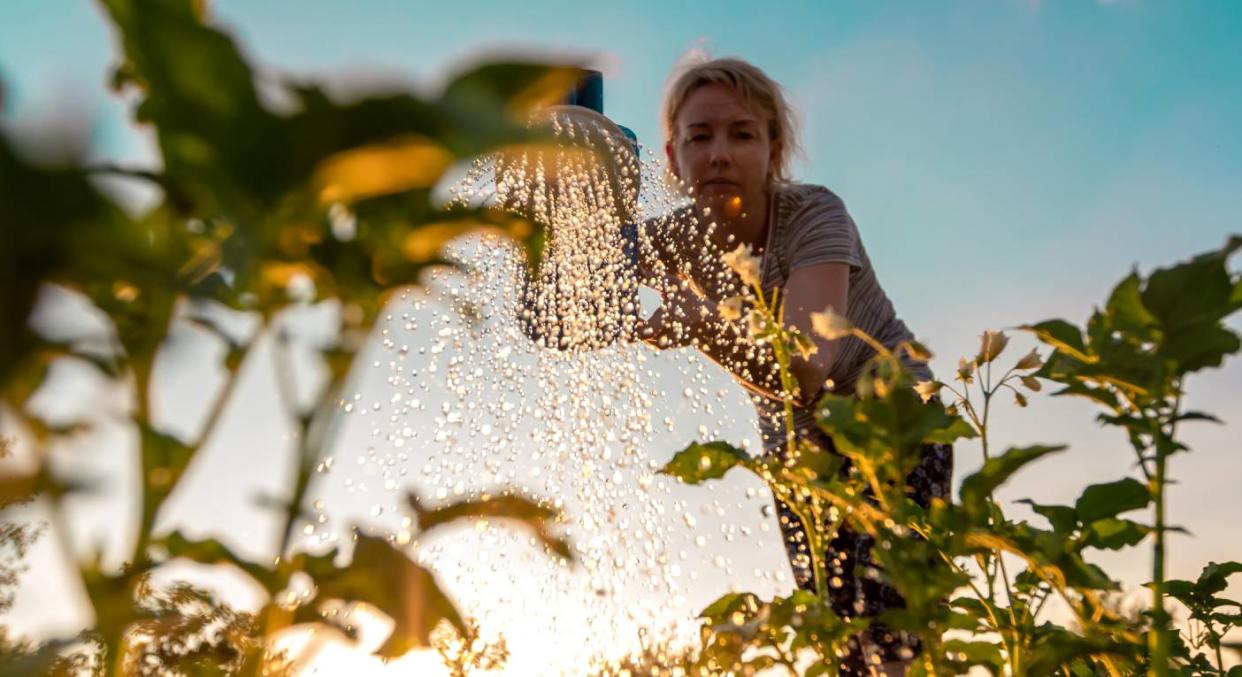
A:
638,281,714,350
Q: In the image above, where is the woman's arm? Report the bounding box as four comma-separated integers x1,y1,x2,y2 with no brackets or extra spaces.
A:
642,261,851,406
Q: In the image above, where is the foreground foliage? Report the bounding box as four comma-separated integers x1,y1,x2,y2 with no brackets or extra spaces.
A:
661,238,1242,675
1,1,1238,675
1,0,580,673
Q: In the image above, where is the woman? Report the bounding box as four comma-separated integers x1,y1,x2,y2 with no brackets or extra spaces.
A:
637,57,953,676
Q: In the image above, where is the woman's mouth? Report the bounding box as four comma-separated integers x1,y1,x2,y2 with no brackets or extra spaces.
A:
699,179,740,191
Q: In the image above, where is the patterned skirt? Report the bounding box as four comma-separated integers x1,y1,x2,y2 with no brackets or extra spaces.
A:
770,430,954,672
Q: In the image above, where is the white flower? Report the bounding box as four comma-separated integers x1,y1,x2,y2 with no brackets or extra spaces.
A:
914,380,943,404
722,243,762,287
810,306,853,340
717,296,745,321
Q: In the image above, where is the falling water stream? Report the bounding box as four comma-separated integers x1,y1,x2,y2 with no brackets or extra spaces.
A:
307,110,790,674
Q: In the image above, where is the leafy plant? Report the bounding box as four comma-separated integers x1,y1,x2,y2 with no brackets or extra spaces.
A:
661,237,1242,675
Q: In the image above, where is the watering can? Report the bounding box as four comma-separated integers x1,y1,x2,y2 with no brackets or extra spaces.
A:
505,69,641,351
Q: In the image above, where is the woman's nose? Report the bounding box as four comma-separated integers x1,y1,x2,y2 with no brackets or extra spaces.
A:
707,140,731,167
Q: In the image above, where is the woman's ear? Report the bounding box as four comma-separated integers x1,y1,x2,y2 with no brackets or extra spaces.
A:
665,140,680,178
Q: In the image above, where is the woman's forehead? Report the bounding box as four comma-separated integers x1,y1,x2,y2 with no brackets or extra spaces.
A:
678,83,761,126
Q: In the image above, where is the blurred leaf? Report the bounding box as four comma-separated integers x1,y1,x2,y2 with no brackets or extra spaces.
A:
158,531,280,592
1103,271,1157,340
312,135,453,204
1173,410,1223,425
1022,319,1094,363
1162,323,1241,376
942,638,1004,675
904,339,933,361
1018,499,1079,534
658,441,750,485
0,135,133,389
443,62,585,120
1141,235,1241,332
1081,517,1150,550
1074,477,1149,523
1024,626,1141,676
959,445,1066,519
313,533,464,658
699,591,760,623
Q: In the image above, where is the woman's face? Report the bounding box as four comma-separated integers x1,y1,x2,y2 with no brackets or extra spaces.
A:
666,83,778,221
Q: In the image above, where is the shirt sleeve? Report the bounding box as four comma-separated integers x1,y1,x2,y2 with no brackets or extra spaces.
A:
785,188,863,273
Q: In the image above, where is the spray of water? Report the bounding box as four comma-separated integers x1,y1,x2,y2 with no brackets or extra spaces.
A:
312,107,788,673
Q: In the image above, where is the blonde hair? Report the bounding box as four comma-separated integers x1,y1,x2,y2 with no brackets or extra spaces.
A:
661,56,801,184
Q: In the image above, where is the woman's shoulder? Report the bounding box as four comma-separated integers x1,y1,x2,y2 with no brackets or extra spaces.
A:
774,182,855,241
773,182,862,271
775,182,848,217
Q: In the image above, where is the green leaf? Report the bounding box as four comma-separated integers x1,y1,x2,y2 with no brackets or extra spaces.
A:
1174,410,1223,424
1024,626,1141,675
1104,270,1157,338
699,591,760,622
1018,499,1079,534
959,445,1066,518
1197,560,1242,596
1162,324,1241,376
1074,477,1149,522
942,638,1004,673
658,441,750,485
442,62,585,116
1142,235,1242,332
1022,319,1094,363
1081,517,1150,550
158,531,280,592
407,493,572,561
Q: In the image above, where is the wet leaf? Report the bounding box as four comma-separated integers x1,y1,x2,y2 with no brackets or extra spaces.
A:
407,493,572,561
659,441,750,485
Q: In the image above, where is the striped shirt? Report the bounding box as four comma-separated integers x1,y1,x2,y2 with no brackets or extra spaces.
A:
639,182,933,453
754,182,932,450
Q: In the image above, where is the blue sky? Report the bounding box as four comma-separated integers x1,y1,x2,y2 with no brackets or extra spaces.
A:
3,1,1241,670
4,0,1240,306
